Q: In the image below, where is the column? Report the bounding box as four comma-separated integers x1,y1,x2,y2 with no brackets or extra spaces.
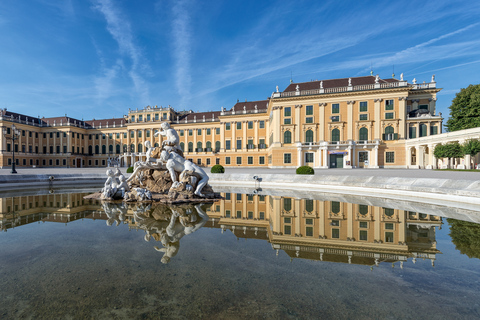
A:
398,211,406,244
416,146,424,168
272,107,282,147
321,146,328,168
374,99,382,139
294,105,302,143
242,121,247,151
346,203,353,240
318,201,325,237
232,122,236,151
294,199,301,236
429,144,437,169
254,120,258,147
346,101,354,140
220,122,225,151
398,97,407,139
374,207,381,242
372,145,379,168
407,147,412,167
297,145,302,167
319,103,326,142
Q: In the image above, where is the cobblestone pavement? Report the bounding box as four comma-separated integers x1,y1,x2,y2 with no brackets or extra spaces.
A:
0,166,478,180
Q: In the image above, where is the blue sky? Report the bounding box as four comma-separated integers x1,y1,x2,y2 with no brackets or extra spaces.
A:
0,0,479,121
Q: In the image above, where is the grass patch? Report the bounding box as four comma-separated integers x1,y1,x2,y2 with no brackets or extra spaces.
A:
434,169,480,172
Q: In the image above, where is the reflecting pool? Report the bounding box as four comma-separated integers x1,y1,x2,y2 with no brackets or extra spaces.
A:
1,189,480,319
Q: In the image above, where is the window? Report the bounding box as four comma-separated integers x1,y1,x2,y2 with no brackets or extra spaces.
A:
180,142,185,151
206,128,211,135
196,142,203,152
197,129,202,136
189,129,193,136
359,127,368,141
386,152,395,163
225,157,231,165
306,227,313,237
206,158,210,165
419,104,428,110
138,115,143,121
248,211,253,219
385,232,394,243
124,133,127,138
248,156,253,164
385,99,394,110
331,201,340,213
305,199,314,212
236,139,242,150
248,121,253,129
331,115,339,122
131,115,135,122
385,223,394,230
146,130,150,138
306,116,314,123
284,153,291,164
384,208,394,217
284,107,291,117
359,205,368,216
331,128,340,142
359,230,368,241
188,142,193,152
305,153,314,163
130,131,134,138
409,126,416,139
284,198,292,211
147,114,151,121
197,159,202,165
284,131,292,144
359,114,368,121
332,103,339,114
216,128,220,134
430,126,438,135
385,112,394,119
383,126,397,141
236,122,242,130
360,221,368,229
63,146,67,153
259,139,266,149
206,141,212,151
215,141,220,152
259,212,265,220
332,229,340,238
103,145,107,154
259,156,265,165
155,114,159,120
306,105,313,115
284,118,292,124
259,121,265,129
226,140,231,150
420,123,427,137
236,157,242,165
360,101,368,112
284,225,292,235
225,122,231,130
225,210,231,218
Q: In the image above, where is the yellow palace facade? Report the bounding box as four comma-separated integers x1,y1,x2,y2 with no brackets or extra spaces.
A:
0,74,441,169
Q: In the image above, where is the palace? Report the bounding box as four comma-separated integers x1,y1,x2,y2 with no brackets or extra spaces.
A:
0,74,446,169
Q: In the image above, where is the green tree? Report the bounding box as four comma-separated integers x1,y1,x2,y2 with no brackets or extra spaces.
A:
434,142,464,168
448,218,480,259
446,84,480,131
462,139,480,157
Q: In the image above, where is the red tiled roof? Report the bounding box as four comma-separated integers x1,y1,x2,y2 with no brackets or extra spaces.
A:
283,76,399,92
230,99,269,112
179,111,222,122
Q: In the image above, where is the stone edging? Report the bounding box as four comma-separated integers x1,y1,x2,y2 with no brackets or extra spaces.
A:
207,173,480,206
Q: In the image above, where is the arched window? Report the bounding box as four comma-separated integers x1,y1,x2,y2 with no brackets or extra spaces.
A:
154,143,159,148
95,145,99,154
123,144,127,153
331,201,340,213
88,145,93,155
383,126,396,141
138,143,143,153
215,141,220,151
284,131,292,144
206,141,212,151
284,198,292,211
188,142,193,152
420,123,427,137
109,144,113,153
331,128,340,142
130,144,135,152
359,127,368,141
116,144,120,154
305,130,313,143
180,142,185,151
197,142,203,152
102,145,106,154
305,199,314,212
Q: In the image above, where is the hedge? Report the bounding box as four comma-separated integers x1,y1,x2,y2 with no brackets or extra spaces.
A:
211,164,225,173
296,166,314,175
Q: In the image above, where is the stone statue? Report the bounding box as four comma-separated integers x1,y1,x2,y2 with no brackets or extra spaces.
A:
400,73,404,81
431,74,435,83
320,81,323,89
101,169,117,199
160,150,209,197
154,122,180,152
348,78,352,86
276,85,279,93
375,75,379,83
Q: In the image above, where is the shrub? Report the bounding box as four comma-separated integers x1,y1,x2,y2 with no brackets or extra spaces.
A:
211,164,225,173
126,166,134,173
296,166,314,175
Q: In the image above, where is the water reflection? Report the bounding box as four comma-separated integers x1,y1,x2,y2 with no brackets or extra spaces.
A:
3,191,480,267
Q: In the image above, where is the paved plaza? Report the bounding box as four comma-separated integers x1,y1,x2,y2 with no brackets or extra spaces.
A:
0,166,478,181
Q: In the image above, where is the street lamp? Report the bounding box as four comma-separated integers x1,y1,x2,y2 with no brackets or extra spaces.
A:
3,124,21,174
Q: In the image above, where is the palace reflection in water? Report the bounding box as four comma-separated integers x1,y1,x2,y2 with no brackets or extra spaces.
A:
0,191,444,268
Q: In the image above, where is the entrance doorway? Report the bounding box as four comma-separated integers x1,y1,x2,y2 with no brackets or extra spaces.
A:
76,158,82,168
358,151,368,168
329,154,344,168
